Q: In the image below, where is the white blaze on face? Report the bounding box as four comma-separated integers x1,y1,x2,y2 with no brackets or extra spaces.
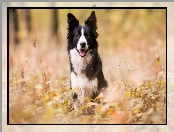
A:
77,27,88,51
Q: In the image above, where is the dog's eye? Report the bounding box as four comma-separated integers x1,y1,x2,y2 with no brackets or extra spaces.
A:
86,35,90,39
75,34,80,38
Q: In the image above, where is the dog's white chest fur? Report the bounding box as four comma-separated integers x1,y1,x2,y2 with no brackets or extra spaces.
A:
69,49,98,102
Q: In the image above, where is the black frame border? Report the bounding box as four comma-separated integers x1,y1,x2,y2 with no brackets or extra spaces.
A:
7,6,167,125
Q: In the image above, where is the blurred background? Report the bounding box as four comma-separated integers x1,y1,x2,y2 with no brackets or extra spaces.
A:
8,8,166,85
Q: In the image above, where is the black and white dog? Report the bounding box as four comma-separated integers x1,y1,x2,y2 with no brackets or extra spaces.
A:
67,11,107,110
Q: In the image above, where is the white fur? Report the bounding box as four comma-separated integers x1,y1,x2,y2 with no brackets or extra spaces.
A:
69,48,91,72
77,27,88,51
69,48,98,102
71,72,98,102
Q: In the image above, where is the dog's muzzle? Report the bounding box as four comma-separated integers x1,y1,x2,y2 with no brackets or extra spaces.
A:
79,42,85,57
77,42,88,57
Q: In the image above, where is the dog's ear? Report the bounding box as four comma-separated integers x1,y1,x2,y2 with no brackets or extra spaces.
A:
67,13,79,31
85,11,97,31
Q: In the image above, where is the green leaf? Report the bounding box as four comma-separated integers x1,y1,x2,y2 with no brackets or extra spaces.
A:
70,88,79,92
125,91,131,99
35,84,42,89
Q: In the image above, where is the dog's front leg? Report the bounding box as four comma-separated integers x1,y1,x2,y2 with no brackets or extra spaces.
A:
72,92,82,110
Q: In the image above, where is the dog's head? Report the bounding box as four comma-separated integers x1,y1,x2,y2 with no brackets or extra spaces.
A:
67,11,99,57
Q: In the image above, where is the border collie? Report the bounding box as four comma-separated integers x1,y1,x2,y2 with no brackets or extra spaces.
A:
67,11,107,111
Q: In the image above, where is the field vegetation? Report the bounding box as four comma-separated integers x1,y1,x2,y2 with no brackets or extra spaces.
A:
9,9,166,124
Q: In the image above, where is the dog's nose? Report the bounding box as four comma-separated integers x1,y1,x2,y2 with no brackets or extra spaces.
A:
80,42,86,48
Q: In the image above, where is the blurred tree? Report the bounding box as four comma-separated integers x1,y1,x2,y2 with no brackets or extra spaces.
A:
49,2,59,43
50,9,58,42
23,9,31,32
9,9,19,44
